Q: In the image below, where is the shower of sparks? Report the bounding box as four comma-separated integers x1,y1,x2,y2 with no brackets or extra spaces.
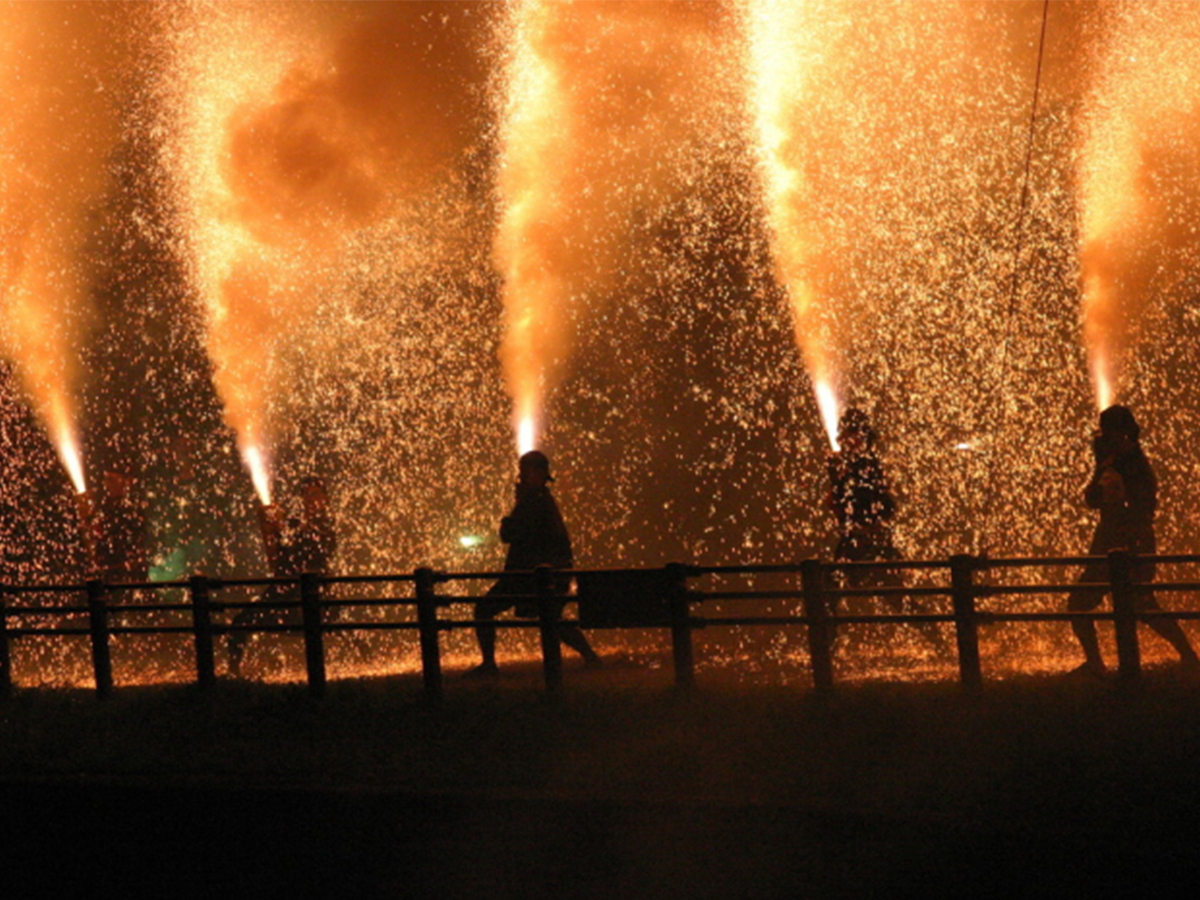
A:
744,0,846,447
0,3,123,496
493,0,570,451
1078,2,1200,413
55,416,87,495
161,1,317,487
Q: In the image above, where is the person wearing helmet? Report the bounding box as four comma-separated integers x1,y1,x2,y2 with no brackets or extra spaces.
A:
1067,405,1199,676
469,450,599,676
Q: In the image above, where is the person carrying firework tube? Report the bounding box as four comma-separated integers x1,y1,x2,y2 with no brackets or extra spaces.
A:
826,408,945,651
1066,405,1199,678
468,450,599,677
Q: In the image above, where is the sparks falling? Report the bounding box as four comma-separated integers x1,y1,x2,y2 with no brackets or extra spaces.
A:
1078,2,1200,413
493,0,568,452
0,3,124,495
744,0,845,448
7,2,1200,692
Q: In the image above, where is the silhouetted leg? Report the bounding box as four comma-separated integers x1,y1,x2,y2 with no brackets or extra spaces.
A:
473,598,512,670
1067,584,1106,673
1140,596,1200,665
558,623,599,664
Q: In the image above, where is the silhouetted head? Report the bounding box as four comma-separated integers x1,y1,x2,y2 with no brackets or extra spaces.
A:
837,407,875,454
1099,405,1140,441
518,450,554,485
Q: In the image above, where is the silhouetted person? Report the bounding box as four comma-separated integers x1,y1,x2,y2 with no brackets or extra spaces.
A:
827,408,944,650
87,469,147,583
1068,405,1199,676
469,450,599,676
229,476,337,677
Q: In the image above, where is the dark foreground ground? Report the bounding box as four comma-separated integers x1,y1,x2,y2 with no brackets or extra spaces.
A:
4,661,1200,898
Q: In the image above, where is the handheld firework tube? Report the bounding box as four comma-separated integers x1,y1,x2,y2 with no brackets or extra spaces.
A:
256,500,284,575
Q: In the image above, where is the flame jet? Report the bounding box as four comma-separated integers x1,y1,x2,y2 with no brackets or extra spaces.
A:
744,0,847,449
164,2,484,502
1078,2,1200,411
0,4,127,492
494,0,735,454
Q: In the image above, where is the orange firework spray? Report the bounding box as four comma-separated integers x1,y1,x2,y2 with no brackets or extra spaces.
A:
744,0,844,449
0,4,124,492
164,3,484,488
495,1,733,454
493,0,568,454
1079,3,1200,411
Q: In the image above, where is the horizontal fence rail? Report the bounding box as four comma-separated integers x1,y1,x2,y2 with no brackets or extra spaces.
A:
1,549,1199,700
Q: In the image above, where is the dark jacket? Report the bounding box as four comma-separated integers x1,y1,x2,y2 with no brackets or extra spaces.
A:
1085,445,1156,557
501,485,573,572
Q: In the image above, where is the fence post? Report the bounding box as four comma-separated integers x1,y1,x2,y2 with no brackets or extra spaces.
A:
87,579,112,699
1109,549,1141,684
801,559,834,695
299,572,326,698
535,565,563,694
665,563,695,691
189,575,216,690
950,555,983,694
415,568,443,701
0,584,11,699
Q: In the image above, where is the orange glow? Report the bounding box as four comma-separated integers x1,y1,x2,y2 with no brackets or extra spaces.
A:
0,4,120,494
493,0,565,453
1078,3,1200,412
745,0,846,445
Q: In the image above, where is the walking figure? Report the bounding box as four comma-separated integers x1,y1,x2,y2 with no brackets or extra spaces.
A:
1067,405,1199,677
469,450,599,676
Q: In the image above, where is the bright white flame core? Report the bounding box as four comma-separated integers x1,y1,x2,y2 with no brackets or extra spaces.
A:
517,414,537,456
814,380,841,451
55,424,86,494
1093,355,1114,411
242,445,272,506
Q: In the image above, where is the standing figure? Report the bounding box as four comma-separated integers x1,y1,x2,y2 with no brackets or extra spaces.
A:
88,468,148,584
828,408,898,572
826,408,944,650
229,476,337,677
470,450,599,676
1067,405,1199,677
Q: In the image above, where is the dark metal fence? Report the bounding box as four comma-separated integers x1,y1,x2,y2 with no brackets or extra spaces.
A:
2,549,1198,700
